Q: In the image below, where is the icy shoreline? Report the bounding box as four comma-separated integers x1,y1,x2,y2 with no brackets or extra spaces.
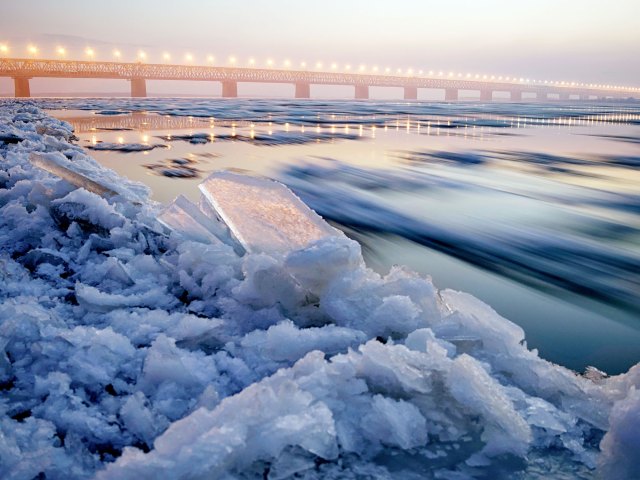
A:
0,101,638,479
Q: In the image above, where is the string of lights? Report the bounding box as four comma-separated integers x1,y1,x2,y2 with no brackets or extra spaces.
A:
0,43,638,92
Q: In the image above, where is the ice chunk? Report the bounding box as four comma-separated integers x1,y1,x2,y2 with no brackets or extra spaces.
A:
199,171,341,255
598,388,640,478
29,152,146,203
158,194,235,248
361,395,428,449
30,152,120,198
447,354,532,459
75,283,176,312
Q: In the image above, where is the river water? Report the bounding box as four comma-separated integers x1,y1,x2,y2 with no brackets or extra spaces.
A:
45,98,640,374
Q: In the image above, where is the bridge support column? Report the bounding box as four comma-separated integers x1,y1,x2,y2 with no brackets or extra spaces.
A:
222,81,238,98
13,77,31,98
510,90,523,101
295,82,310,99
444,88,458,101
130,78,147,98
355,85,369,100
404,86,418,100
479,89,492,102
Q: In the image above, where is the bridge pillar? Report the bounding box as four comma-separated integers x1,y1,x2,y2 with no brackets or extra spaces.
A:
355,85,369,100
479,89,492,102
13,77,31,98
222,81,238,98
404,86,418,100
510,90,523,101
130,78,147,98
444,88,458,101
295,82,310,99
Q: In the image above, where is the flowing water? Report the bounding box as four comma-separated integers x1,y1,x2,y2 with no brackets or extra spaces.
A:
45,98,640,374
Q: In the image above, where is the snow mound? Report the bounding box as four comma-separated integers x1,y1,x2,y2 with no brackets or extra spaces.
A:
0,101,639,479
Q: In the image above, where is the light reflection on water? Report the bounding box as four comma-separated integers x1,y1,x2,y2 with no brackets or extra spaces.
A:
49,99,640,374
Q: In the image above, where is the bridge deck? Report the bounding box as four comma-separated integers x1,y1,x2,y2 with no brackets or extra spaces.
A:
0,58,636,99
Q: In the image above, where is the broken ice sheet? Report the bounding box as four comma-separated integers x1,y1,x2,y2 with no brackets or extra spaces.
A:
28,152,147,204
158,194,237,248
199,171,341,255
30,152,120,198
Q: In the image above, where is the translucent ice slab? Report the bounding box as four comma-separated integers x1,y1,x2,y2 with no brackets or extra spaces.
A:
158,194,236,248
30,152,120,198
198,171,341,255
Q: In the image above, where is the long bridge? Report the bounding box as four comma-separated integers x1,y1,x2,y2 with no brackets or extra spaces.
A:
1,58,638,101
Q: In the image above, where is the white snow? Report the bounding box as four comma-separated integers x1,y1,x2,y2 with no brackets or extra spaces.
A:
0,101,639,479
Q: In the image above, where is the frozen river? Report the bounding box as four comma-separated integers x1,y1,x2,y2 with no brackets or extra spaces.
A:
48,98,640,374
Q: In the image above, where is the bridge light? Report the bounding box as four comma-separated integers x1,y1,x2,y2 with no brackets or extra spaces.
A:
56,46,66,56
207,55,214,63
85,47,95,58
438,71,443,76
163,52,171,61
373,66,379,73
408,68,414,75
267,59,274,67
138,51,147,61
316,62,323,69
283,59,291,68
300,61,307,68
229,56,237,64
482,75,487,79
185,53,194,62
458,73,462,78
498,76,503,80
28,45,39,56
0,44,8,54
428,70,434,76
448,71,453,77
358,65,365,72
397,68,402,74
475,74,480,79
331,62,337,70
345,64,351,70
113,49,121,59
419,70,423,75
248,58,255,66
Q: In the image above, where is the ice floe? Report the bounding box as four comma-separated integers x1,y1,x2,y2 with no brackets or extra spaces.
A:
87,142,168,153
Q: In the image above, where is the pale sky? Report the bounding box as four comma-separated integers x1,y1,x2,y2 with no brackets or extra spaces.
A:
1,0,639,96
